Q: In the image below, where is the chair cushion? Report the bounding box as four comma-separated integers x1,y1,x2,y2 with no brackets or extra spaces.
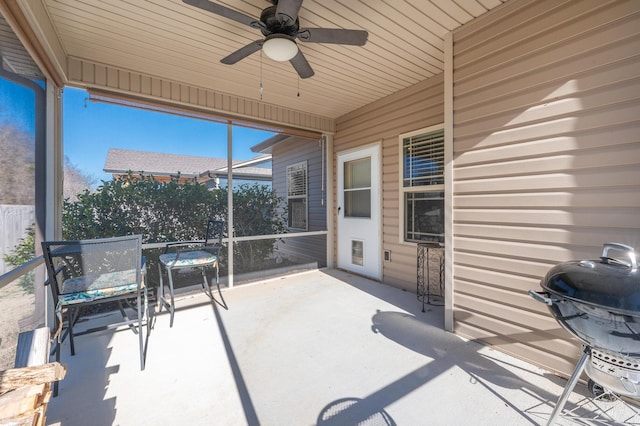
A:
159,251,218,268
59,269,141,305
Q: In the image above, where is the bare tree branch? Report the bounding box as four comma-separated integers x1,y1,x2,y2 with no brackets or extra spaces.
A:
0,124,35,205
63,156,96,202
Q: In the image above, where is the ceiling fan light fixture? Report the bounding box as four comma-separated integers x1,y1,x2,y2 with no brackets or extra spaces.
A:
262,35,298,62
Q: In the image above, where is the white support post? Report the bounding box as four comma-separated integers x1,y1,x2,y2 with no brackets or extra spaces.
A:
324,134,335,268
444,31,454,333
226,122,234,288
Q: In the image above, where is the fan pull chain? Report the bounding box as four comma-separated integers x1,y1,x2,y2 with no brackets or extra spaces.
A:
297,76,300,97
259,51,263,100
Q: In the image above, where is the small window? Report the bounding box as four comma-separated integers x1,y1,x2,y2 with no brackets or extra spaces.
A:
400,126,444,243
287,161,308,230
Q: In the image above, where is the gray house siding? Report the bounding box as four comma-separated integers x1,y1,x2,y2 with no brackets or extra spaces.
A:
272,137,327,267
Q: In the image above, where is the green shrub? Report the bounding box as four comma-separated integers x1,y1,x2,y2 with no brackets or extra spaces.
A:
231,183,285,271
3,225,35,294
7,174,285,285
62,173,225,243
62,174,284,277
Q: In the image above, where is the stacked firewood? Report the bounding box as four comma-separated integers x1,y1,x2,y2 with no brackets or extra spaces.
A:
0,362,66,426
0,327,66,426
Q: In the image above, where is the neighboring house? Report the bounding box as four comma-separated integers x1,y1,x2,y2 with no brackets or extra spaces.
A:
103,148,272,188
252,134,327,268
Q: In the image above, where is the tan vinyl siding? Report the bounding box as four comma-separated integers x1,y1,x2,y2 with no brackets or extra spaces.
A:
451,0,640,376
272,137,327,266
335,74,444,291
67,57,335,134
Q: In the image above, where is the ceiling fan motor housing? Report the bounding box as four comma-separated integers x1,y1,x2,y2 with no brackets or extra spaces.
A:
183,0,368,79
260,5,299,37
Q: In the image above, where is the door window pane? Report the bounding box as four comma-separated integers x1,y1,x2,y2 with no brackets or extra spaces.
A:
344,157,371,218
345,157,371,189
344,189,371,218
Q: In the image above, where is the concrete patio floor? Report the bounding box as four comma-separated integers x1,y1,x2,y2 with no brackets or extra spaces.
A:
45,269,639,425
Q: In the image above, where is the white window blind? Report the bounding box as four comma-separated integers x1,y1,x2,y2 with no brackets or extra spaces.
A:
287,162,307,197
403,128,444,187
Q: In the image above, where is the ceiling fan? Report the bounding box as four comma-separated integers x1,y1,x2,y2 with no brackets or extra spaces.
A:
183,0,369,78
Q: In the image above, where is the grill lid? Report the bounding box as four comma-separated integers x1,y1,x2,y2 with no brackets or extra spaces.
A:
541,243,640,314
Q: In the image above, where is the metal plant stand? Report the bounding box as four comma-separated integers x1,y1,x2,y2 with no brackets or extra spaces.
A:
417,242,444,311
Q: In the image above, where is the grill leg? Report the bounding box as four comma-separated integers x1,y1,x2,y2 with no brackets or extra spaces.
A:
547,346,590,425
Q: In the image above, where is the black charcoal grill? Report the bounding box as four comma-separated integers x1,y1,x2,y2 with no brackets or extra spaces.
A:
529,243,640,424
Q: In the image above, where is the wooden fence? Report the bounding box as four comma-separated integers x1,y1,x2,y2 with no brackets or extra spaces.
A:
0,205,34,275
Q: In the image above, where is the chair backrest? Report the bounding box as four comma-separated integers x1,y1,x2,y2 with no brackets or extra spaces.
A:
204,220,225,251
42,235,143,299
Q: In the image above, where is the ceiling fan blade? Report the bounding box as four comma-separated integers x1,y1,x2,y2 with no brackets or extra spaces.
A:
297,28,368,46
183,0,260,29
276,0,303,26
221,40,263,64
289,50,314,79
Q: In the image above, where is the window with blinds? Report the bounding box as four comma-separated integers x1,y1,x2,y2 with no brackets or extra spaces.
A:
403,128,444,187
287,161,308,230
400,126,445,243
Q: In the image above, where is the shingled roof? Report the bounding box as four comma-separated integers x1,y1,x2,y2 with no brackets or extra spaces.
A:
103,148,271,180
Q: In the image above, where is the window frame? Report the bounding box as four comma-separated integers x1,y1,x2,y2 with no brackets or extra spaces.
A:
286,160,308,231
398,124,445,244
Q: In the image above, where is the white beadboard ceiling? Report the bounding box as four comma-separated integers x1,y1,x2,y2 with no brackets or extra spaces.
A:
24,0,507,119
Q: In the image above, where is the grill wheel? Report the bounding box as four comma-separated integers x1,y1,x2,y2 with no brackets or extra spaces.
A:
587,379,616,402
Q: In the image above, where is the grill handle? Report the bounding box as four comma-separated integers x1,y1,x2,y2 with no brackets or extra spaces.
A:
528,290,558,306
602,243,637,271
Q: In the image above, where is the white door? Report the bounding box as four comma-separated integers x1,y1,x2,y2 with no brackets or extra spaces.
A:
337,145,381,280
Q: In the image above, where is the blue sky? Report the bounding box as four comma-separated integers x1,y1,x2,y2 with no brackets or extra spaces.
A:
0,78,36,135
63,87,273,183
2,79,274,184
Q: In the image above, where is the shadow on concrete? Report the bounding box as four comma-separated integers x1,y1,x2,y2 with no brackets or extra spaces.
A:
319,269,607,424
45,316,120,426
211,290,259,425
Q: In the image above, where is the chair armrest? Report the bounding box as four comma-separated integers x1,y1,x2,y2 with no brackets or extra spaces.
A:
163,241,205,254
44,265,67,286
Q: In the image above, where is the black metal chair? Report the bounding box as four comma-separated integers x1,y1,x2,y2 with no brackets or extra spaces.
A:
157,220,224,327
42,234,148,395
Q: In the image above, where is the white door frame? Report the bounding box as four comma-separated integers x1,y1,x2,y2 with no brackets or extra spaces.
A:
336,143,382,280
